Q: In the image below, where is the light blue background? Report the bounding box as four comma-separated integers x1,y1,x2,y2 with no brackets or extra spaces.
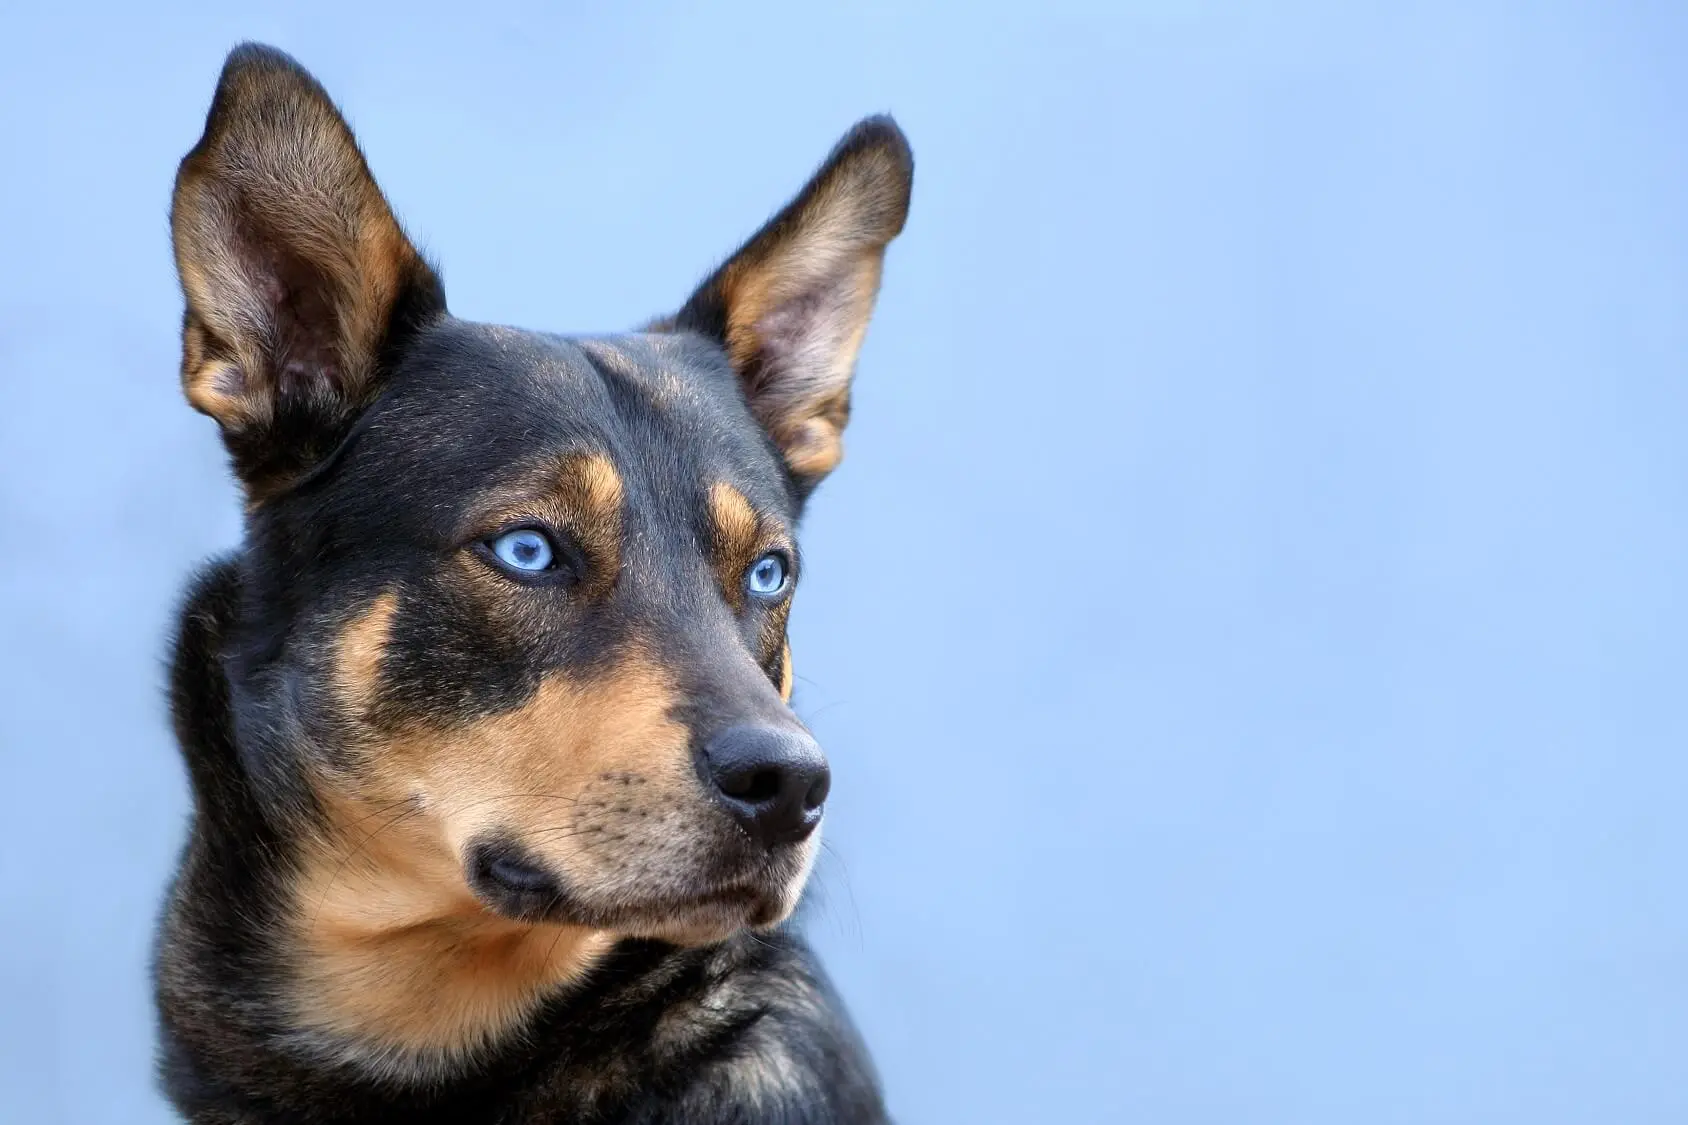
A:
2,2,1684,1122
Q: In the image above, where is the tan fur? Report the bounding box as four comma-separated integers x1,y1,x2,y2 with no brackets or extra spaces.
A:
704,139,906,479
470,453,625,596
568,455,626,555
555,453,625,594
291,787,613,1072
708,481,760,549
294,593,617,1067
336,591,397,715
719,251,884,479
289,589,785,1070
171,55,433,434
708,482,762,608
154,48,902,1116
723,235,883,479
706,481,797,676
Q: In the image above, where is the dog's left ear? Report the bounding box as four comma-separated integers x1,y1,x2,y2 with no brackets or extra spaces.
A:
664,118,912,490
171,44,445,497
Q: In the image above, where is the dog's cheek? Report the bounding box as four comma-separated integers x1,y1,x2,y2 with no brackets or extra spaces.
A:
333,592,400,724
325,586,749,920
410,655,706,877
384,564,557,727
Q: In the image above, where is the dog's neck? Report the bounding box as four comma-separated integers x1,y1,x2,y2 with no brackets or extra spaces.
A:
159,560,610,1085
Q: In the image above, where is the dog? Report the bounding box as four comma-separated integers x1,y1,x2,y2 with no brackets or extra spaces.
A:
152,43,910,1124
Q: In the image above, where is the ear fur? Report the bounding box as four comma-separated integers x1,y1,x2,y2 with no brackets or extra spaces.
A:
171,43,444,496
664,117,912,490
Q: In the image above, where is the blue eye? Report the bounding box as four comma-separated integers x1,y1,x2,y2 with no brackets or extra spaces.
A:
489,528,555,573
746,552,789,598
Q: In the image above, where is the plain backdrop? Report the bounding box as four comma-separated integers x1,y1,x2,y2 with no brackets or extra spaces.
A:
2,2,1685,1122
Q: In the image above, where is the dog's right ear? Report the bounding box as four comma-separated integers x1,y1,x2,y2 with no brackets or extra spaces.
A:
171,44,444,497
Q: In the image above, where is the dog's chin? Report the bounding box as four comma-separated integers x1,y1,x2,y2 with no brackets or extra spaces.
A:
612,885,793,946
570,869,811,943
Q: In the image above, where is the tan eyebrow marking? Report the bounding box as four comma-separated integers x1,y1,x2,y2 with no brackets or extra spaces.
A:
710,482,759,550
708,482,775,610
558,454,624,574
471,453,625,594
708,482,796,690
336,591,398,720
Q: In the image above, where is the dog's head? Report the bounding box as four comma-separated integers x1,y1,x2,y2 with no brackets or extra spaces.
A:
172,46,909,953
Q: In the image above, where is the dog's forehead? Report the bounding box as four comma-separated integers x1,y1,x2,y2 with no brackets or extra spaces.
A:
412,320,727,421
383,319,792,511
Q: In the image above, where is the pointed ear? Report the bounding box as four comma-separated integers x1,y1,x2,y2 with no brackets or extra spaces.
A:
664,117,912,489
171,44,444,496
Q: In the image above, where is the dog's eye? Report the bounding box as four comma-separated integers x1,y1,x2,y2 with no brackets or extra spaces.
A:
488,528,555,573
745,552,789,598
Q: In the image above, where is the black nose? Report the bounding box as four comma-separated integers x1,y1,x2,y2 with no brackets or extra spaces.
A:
703,725,830,847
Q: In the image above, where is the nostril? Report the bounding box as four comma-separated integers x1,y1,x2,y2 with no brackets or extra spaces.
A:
803,771,830,811
719,767,784,804
703,724,830,847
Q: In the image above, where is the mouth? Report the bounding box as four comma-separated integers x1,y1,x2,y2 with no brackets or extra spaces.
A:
465,838,793,938
465,842,571,922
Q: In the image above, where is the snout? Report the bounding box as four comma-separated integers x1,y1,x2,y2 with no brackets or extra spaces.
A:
447,709,829,941
701,724,830,847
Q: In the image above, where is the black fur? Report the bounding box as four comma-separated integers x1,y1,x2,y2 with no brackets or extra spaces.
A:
153,43,909,1124
158,566,882,1123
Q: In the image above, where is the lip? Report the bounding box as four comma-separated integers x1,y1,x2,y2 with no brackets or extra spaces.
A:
465,864,780,932
464,838,573,922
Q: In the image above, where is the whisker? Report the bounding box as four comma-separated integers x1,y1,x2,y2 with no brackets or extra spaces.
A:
306,791,585,926
798,699,850,728
817,838,864,950
307,802,428,930
538,889,574,964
